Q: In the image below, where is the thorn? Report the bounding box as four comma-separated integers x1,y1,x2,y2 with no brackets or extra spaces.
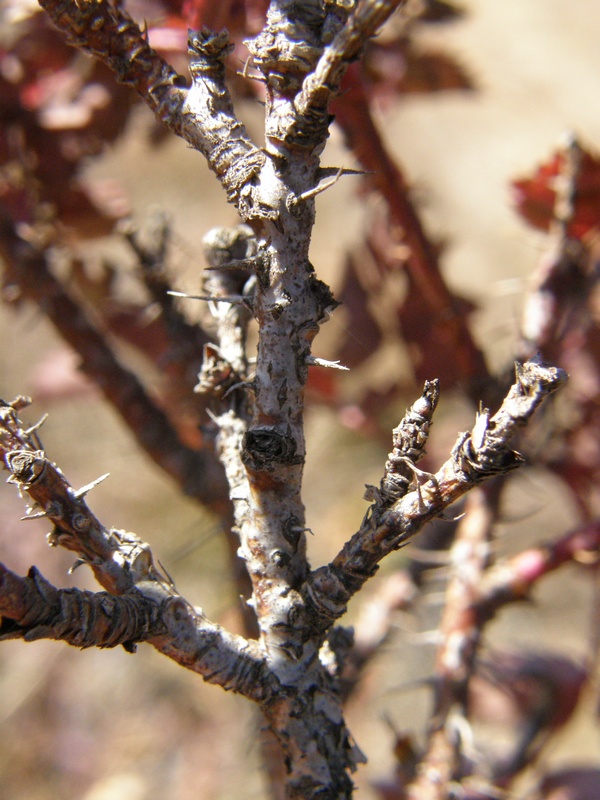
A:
305,356,349,371
205,408,219,424
73,473,110,498
438,511,466,523
25,414,48,436
290,166,346,206
158,559,177,588
168,291,246,304
237,56,266,83
396,456,437,485
292,525,314,535
68,558,87,574
415,480,426,512
237,70,267,84
203,258,257,271
317,166,371,180
20,509,52,521
222,380,254,399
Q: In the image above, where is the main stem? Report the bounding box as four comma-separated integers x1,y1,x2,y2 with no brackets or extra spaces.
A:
234,4,391,795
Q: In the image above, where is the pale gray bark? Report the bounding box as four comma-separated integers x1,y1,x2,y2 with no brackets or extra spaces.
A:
2,1,570,797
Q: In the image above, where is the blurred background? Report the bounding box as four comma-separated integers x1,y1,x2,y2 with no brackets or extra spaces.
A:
1,1,600,798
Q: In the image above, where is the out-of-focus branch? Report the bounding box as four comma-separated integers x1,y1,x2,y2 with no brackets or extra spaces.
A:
340,570,418,700
519,138,590,362
476,519,600,615
516,137,600,515
120,212,211,374
194,225,258,637
406,517,600,800
333,63,490,400
406,484,501,800
303,359,567,635
0,213,229,511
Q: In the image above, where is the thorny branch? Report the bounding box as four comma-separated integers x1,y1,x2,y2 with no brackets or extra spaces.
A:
304,359,566,635
405,484,501,800
0,0,578,797
404,512,600,800
0,398,266,698
37,0,266,209
0,563,164,650
0,354,565,797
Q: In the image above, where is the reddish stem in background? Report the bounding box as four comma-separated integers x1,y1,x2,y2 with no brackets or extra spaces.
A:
333,64,490,400
0,211,229,513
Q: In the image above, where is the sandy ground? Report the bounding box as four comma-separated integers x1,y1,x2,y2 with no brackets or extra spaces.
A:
1,2,600,798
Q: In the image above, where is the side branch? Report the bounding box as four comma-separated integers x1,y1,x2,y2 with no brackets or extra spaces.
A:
186,31,266,214
1,397,175,595
291,0,406,144
0,400,267,698
303,359,567,633
38,0,264,209
38,0,186,122
0,564,164,650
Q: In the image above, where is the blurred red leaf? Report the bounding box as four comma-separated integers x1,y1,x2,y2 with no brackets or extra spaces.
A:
365,41,474,99
0,11,134,237
512,144,600,238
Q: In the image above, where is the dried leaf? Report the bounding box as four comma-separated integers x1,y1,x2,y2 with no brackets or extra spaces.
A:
365,40,474,97
512,144,600,238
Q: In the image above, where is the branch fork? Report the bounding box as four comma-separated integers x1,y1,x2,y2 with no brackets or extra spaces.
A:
4,0,572,797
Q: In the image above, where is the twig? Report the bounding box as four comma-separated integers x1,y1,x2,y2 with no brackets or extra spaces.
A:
38,0,265,211
0,564,164,650
0,399,266,696
303,359,567,634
